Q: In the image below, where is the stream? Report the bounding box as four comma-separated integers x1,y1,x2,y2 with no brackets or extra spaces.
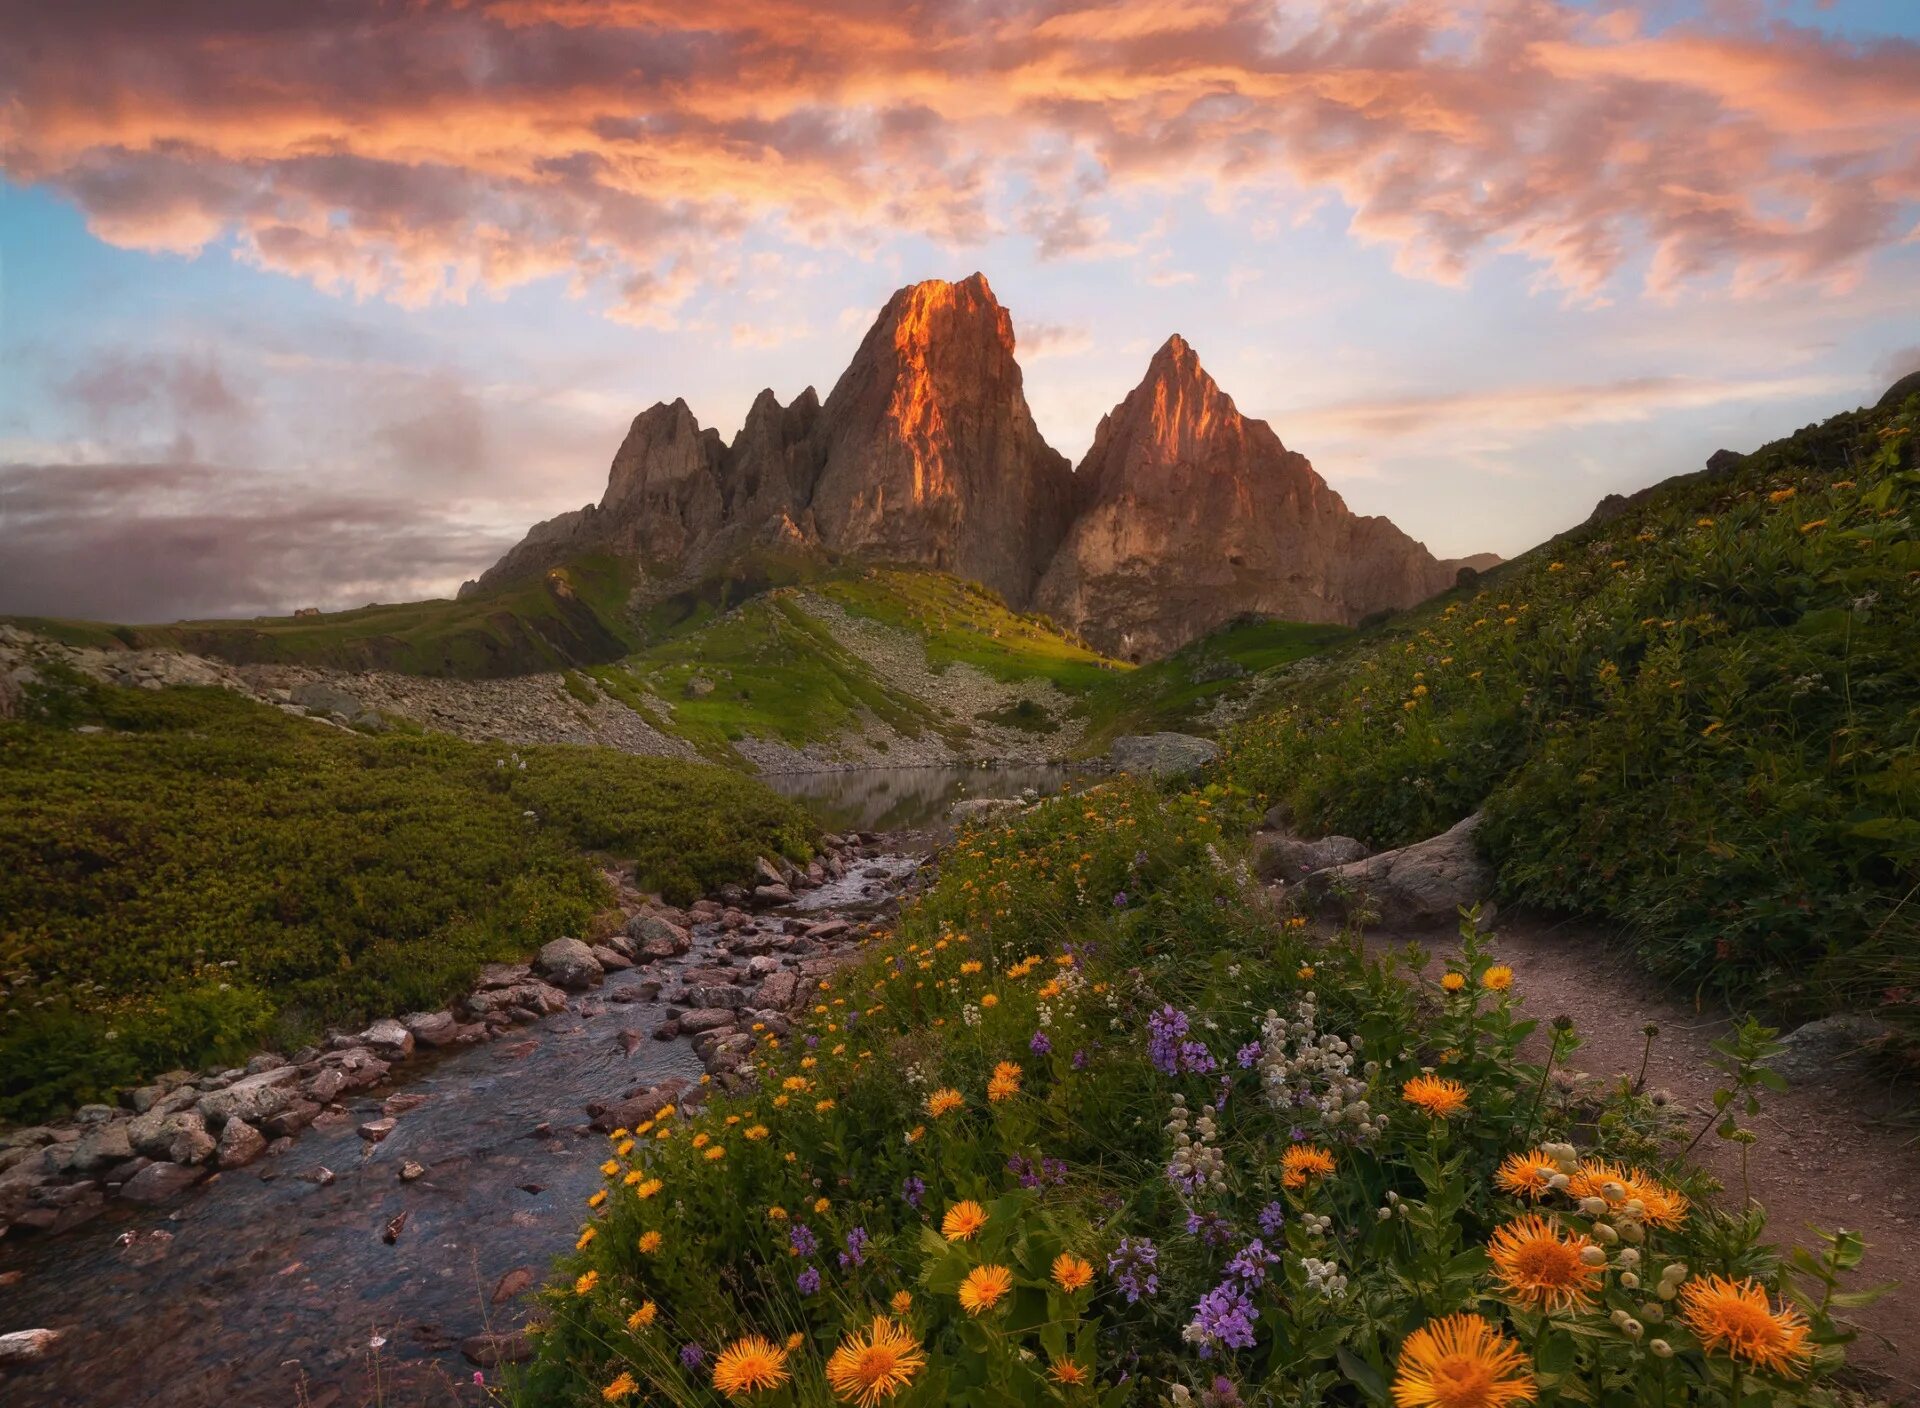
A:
0,850,924,1408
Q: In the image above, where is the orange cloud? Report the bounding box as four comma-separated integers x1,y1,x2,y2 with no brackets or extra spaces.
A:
2,0,1915,314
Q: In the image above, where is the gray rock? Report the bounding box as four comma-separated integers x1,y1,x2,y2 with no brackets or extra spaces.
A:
591,944,634,971
196,1067,301,1129
1306,812,1493,929
1771,1014,1897,1082
261,1100,321,1138
461,1331,533,1367
474,963,532,991
69,1120,135,1173
754,856,786,887
244,1052,289,1075
402,1010,460,1047
677,1007,736,1034
1105,732,1220,779
751,970,800,1010
949,797,1024,825
119,1161,206,1205
291,680,365,718
215,1118,268,1169
313,1047,391,1092
746,955,782,979
75,1103,115,1124
304,1067,349,1104
535,937,603,991
358,1117,397,1143
128,1109,216,1165
752,883,794,907
625,914,692,956
0,1328,61,1365
1253,831,1371,882
686,984,747,1009
356,1018,415,1060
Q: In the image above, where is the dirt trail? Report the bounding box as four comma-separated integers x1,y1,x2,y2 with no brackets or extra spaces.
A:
1370,916,1918,1402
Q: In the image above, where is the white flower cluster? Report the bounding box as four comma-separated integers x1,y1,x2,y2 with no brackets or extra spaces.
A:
1376,1189,1408,1221
962,1004,982,1028
1299,1212,1333,1238
902,1062,929,1089
1257,994,1388,1141
1300,1255,1348,1296
1165,1094,1227,1198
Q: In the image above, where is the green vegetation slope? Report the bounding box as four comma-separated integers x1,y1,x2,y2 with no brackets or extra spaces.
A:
0,670,815,1121
1221,392,1919,1028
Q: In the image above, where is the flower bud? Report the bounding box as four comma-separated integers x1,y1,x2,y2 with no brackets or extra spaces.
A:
1580,1246,1608,1266
1650,1339,1674,1359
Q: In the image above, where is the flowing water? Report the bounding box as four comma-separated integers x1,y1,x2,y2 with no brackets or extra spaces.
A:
0,858,919,1408
761,762,1072,833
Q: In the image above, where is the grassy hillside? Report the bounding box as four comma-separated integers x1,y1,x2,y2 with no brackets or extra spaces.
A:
513,777,1869,1406
0,669,815,1121
1075,617,1351,750
6,555,643,678
1220,391,1919,1028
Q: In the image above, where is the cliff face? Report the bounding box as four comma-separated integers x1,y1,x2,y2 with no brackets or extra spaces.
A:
469,277,1481,656
808,273,1074,605
1033,335,1456,659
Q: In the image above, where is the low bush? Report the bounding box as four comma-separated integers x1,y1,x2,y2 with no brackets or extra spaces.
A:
513,779,1872,1405
0,673,815,1120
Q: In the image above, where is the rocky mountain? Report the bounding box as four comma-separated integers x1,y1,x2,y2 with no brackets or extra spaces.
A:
468,275,1484,657
1034,334,1461,658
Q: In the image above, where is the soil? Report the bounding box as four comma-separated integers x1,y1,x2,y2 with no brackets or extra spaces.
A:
1370,914,1920,1404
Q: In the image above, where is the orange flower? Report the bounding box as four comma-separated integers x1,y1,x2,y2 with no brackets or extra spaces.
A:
925,1088,964,1117
1680,1275,1812,1375
1393,1314,1535,1408
1403,1074,1470,1118
825,1316,926,1406
957,1264,1014,1315
941,1200,988,1241
1488,1214,1602,1313
1281,1143,1336,1188
1493,1150,1561,1201
1051,1252,1094,1292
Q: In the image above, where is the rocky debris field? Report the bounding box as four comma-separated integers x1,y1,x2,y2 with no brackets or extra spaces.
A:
0,829,907,1247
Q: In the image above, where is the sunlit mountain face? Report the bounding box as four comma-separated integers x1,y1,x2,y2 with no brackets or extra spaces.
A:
3,0,1919,623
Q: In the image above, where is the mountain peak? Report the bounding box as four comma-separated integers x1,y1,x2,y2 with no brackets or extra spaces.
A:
1116,332,1241,461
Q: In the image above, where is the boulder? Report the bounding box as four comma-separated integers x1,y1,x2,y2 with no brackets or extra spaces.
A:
290,680,366,719
1771,1014,1898,1082
68,1120,135,1173
196,1067,301,1129
752,883,795,907
626,914,692,957
1305,812,1493,929
0,1328,61,1365
751,970,801,1011
1105,732,1219,779
261,1100,321,1138
686,984,747,1009
1253,831,1371,883
358,1118,397,1143
677,1007,736,1034
356,1018,415,1060
313,1047,392,1092
461,1331,533,1368
535,937,603,991
949,797,1024,825
589,1077,689,1133
128,1109,217,1165
215,1118,268,1169
591,944,634,971
402,1010,461,1047
119,1161,206,1205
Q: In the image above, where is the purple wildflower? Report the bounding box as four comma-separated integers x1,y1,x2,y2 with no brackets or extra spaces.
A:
805,1034,820,1049
1178,1039,1218,1075
838,1226,870,1269
1235,1041,1263,1069
1041,1156,1068,1185
1113,891,1128,908
679,1343,706,1370
795,1265,821,1296
1071,1049,1089,1071
1257,1202,1287,1237
1184,1209,1233,1247
1107,1236,1160,1303
1030,1030,1052,1056
900,1175,925,1208
1188,1281,1259,1353
1147,1006,1189,1074
788,1224,817,1257
1225,1239,1280,1288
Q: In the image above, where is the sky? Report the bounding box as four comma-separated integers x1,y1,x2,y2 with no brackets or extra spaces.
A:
2,0,1918,623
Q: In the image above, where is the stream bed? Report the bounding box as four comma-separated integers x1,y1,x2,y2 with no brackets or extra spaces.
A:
0,858,920,1408
761,761,1072,832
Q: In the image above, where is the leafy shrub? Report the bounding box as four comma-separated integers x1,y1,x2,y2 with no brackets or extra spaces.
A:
514,781,1871,1405
1221,396,1919,1026
0,678,815,1120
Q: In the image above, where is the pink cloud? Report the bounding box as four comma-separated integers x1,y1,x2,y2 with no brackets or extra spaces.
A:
1,0,1915,314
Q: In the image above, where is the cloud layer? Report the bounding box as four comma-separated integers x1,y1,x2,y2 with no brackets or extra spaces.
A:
6,0,1918,321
